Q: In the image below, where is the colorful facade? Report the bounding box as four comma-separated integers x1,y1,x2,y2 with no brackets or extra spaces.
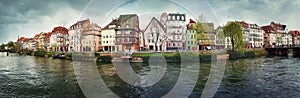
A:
81,23,101,52
185,19,198,51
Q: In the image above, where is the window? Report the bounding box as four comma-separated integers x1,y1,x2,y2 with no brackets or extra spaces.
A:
148,39,150,43
126,24,130,28
126,30,130,34
117,31,121,34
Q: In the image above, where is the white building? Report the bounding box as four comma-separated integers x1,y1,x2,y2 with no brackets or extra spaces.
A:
144,17,167,51
282,33,293,46
162,13,186,51
68,19,90,52
101,19,118,52
50,26,69,52
249,24,264,48
237,21,264,48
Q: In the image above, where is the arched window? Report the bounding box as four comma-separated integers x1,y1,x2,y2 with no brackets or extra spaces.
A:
126,24,130,28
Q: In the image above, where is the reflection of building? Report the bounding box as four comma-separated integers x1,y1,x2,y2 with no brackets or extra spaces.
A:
163,13,186,51
81,23,101,52
50,26,69,52
115,14,140,52
68,19,90,52
144,17,167,51
185,19,198,51
101,19,118,52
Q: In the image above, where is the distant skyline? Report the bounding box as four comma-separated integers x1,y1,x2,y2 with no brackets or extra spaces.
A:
1,0,300,44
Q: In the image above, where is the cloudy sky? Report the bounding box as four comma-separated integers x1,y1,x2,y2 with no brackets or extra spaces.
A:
0,0,299,44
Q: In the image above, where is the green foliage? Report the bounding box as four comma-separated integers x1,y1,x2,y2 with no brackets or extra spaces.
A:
223,22,244,53
7,41,14,48
0,44,5,50
33,50,47,57
192,15,206,43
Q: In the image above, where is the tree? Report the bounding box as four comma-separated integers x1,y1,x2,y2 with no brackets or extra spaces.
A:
0,44,5,50
192,15,207,50
7,41,14,49
216,28,225,47
223,22,244,52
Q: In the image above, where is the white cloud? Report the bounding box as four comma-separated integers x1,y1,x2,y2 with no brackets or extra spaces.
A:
208,0,300,29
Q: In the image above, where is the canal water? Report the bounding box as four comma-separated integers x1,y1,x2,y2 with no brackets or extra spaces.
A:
0,52,300,97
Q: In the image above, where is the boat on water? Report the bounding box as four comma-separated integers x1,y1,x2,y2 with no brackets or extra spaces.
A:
111,56,143,63
52,53,67,59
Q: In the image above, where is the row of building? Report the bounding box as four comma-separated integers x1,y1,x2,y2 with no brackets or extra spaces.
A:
16,12,300,53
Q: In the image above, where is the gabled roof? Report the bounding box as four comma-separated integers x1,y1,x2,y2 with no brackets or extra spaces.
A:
187,18,196,30
144,17,166,33
17,37,26,43
69,19,90,29
261,26,275,34
270,22,286,30
44,32,52,41
236,21,249,28
189,19,196,23
119,14,137,23
102,19,119,30
34,32,43,39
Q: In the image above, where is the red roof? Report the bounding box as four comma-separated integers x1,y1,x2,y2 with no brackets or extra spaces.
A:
17,37,26,43
52,26,68,35
189,19,196,23
236,21,249,28
289,30,300,35
270,22,286,31
261,26,274,34
34,32,42,39
45,32,52,41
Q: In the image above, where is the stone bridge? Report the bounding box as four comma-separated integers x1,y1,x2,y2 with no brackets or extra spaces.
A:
265,47,300,57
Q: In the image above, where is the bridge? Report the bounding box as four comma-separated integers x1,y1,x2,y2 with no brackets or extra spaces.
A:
265,47,300,57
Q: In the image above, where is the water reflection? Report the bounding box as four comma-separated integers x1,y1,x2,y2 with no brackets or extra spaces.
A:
1,52,300,97
0,53,84,97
